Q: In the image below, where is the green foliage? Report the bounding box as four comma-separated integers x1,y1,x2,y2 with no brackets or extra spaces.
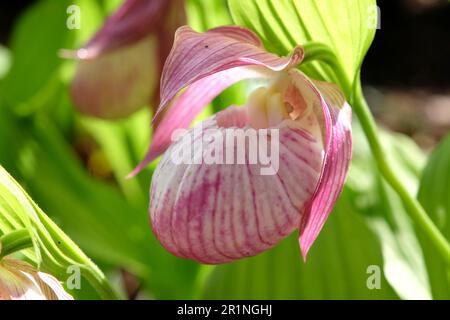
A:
0,0,446,301
0,45,11,79
227,0,377,96
187,0,232,31
418,134,450,299
1,0,74,109
348,123,430,299
0,165,116,299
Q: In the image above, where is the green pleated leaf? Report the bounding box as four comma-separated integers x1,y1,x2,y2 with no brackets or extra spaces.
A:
0,165,116,299
227,0,378,96
187,0,232,32
418,133,450,299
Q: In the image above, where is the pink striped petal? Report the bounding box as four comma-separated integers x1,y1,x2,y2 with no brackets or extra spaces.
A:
67,0,180,59
129,66,274,176
294,74,352,259
130,26,303,175
157,26,303,114
150,107,323,264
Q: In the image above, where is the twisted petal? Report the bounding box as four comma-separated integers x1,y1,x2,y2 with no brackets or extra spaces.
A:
130,26,304,175
150,108,323,264
70,0,178,59
292,73,352,259
0,258,73,300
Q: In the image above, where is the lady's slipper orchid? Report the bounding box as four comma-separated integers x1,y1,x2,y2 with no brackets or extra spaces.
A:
134,26,352,264
0,257,73,300
66,0,186,119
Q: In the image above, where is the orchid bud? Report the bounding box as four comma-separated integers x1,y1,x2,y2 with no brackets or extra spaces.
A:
133,26,352,264
66,0,186,119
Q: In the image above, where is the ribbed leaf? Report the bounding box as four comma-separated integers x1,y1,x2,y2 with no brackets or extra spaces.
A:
0,165,115,299
228,0,377,96
187,0,232,31
418,133,450,299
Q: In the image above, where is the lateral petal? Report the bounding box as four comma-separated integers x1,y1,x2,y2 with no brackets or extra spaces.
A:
296,76,352,259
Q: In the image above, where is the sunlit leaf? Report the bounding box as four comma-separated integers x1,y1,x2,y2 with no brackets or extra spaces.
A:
187,0,232,32
228,0,378,96
0,165,115,299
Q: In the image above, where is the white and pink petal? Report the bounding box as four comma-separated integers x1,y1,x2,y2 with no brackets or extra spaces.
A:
0,258,73,300
150,107,323,264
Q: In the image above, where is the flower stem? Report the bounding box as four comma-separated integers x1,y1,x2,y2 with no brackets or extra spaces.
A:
352,79,450,267
302,42,338,66
0,229,33,259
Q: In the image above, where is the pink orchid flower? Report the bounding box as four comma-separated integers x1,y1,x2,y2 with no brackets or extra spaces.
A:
0,257,73,300
66,0,186,119
134,26,352,264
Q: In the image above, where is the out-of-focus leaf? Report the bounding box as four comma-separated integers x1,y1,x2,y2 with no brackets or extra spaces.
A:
418,133,450,299
0,45,11,79
227,0,378,96
80,109,151,206
1,0,73,109
71,0,104,46
103,0,123,14
0,110,31,176
348,121,430,300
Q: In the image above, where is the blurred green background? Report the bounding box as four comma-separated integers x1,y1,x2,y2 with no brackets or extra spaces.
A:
0,0,449,299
